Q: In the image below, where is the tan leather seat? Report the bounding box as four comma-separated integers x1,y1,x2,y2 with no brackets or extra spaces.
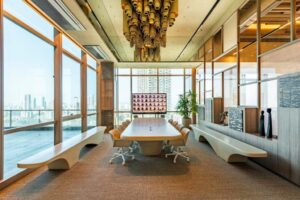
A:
109,129,134,165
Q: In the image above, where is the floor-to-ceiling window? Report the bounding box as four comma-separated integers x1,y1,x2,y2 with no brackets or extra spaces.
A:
1,0,98,180
3,0,55,178
115,68,192,125
87,56,97,129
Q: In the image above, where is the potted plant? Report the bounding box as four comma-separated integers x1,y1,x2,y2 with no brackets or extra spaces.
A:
176,90,197,128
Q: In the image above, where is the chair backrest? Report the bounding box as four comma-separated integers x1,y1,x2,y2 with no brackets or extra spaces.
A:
109,129,121,141
172,121,178,126
118,124,126,132
181,128,190,144
176,124,184,131
125,120,131,124
109,129,132,148
122,121,128,127
168,119,173,124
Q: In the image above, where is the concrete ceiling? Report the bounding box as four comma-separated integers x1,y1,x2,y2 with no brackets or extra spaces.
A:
51,0,246,67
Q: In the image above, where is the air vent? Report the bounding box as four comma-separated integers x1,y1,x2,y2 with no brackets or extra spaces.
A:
84,45,107,60
32,0,85,31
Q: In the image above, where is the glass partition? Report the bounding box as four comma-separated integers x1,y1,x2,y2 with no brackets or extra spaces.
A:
223,67,237,110
260,0,291,54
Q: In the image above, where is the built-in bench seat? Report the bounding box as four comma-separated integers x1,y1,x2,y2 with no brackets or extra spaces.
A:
191,124,267,162
17,126,106,170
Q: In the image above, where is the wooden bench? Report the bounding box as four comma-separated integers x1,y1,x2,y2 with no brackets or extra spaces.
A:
191,124,267,163
17,126,106,170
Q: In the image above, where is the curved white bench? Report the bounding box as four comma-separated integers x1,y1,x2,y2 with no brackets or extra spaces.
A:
17,126,106,170
191,124,267,163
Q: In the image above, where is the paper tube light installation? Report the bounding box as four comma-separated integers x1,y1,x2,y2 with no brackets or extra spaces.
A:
122,0,179,62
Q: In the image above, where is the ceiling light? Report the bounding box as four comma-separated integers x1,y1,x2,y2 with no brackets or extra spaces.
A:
122,0,179,62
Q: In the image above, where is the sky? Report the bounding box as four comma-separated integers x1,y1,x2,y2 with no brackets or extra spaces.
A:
3,0,97,109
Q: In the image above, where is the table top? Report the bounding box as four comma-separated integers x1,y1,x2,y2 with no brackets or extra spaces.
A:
121,118,182,141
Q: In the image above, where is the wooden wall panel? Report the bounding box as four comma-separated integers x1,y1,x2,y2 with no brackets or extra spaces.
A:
99,61,114,132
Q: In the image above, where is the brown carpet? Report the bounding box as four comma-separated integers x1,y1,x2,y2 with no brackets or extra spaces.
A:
0,132,300,200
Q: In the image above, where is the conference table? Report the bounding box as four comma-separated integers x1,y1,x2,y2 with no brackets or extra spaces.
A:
121,118,182,156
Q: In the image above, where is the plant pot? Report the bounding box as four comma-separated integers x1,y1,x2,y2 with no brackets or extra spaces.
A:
182,118,192,128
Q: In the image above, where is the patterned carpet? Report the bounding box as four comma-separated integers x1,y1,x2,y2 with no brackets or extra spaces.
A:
0,132,300,200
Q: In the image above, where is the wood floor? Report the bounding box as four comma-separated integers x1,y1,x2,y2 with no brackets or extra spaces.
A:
0,132,300,200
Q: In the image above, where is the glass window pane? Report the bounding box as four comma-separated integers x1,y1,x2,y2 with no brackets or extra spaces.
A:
240,83,258,106
132,68,157,75
63,118,82,140
200,80,205,105
118,76,131,111
115,113,131,126
205,39,213,92
196,81,200,104
87,114,97,130
214,48,237,74
224,67,237,109
87,55,97,69
159,68,184,75
4,125,54,178
62,35,81,58
206,91,212,99
240,43,258,84
197,64,205,80
118,68,131,75
261,80,278,136
214,73,222,98
62,55,81,116
261,41,300,80
185,76,192,93
260,1,290,54
239,1,258,84
4,18,54,129
87,68,97,114
132,76,157,93
165,112,183,124
4,0,54,40
185,68,192,75
159,76,184,111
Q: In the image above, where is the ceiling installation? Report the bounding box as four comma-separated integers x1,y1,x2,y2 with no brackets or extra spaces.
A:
122,0,179,62
79,0,219,62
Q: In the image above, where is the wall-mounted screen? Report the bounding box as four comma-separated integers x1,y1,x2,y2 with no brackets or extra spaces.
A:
132,93,167,114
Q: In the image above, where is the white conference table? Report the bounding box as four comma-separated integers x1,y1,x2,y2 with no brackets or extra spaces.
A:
121,118,182,156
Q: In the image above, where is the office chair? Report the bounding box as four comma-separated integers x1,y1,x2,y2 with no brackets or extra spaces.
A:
109,129,135,165
165,128,190,163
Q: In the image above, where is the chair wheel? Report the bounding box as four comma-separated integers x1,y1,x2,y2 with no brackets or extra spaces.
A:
109,161,113,164
173,160,176,164
122,162,126,166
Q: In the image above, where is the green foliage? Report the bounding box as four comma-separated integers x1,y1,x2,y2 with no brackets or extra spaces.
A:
176,90,197,119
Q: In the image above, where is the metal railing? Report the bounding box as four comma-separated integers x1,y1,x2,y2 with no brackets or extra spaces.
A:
3,109,96,129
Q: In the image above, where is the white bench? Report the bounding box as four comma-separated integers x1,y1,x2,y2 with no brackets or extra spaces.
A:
191,124,267,163
17,126,106,170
